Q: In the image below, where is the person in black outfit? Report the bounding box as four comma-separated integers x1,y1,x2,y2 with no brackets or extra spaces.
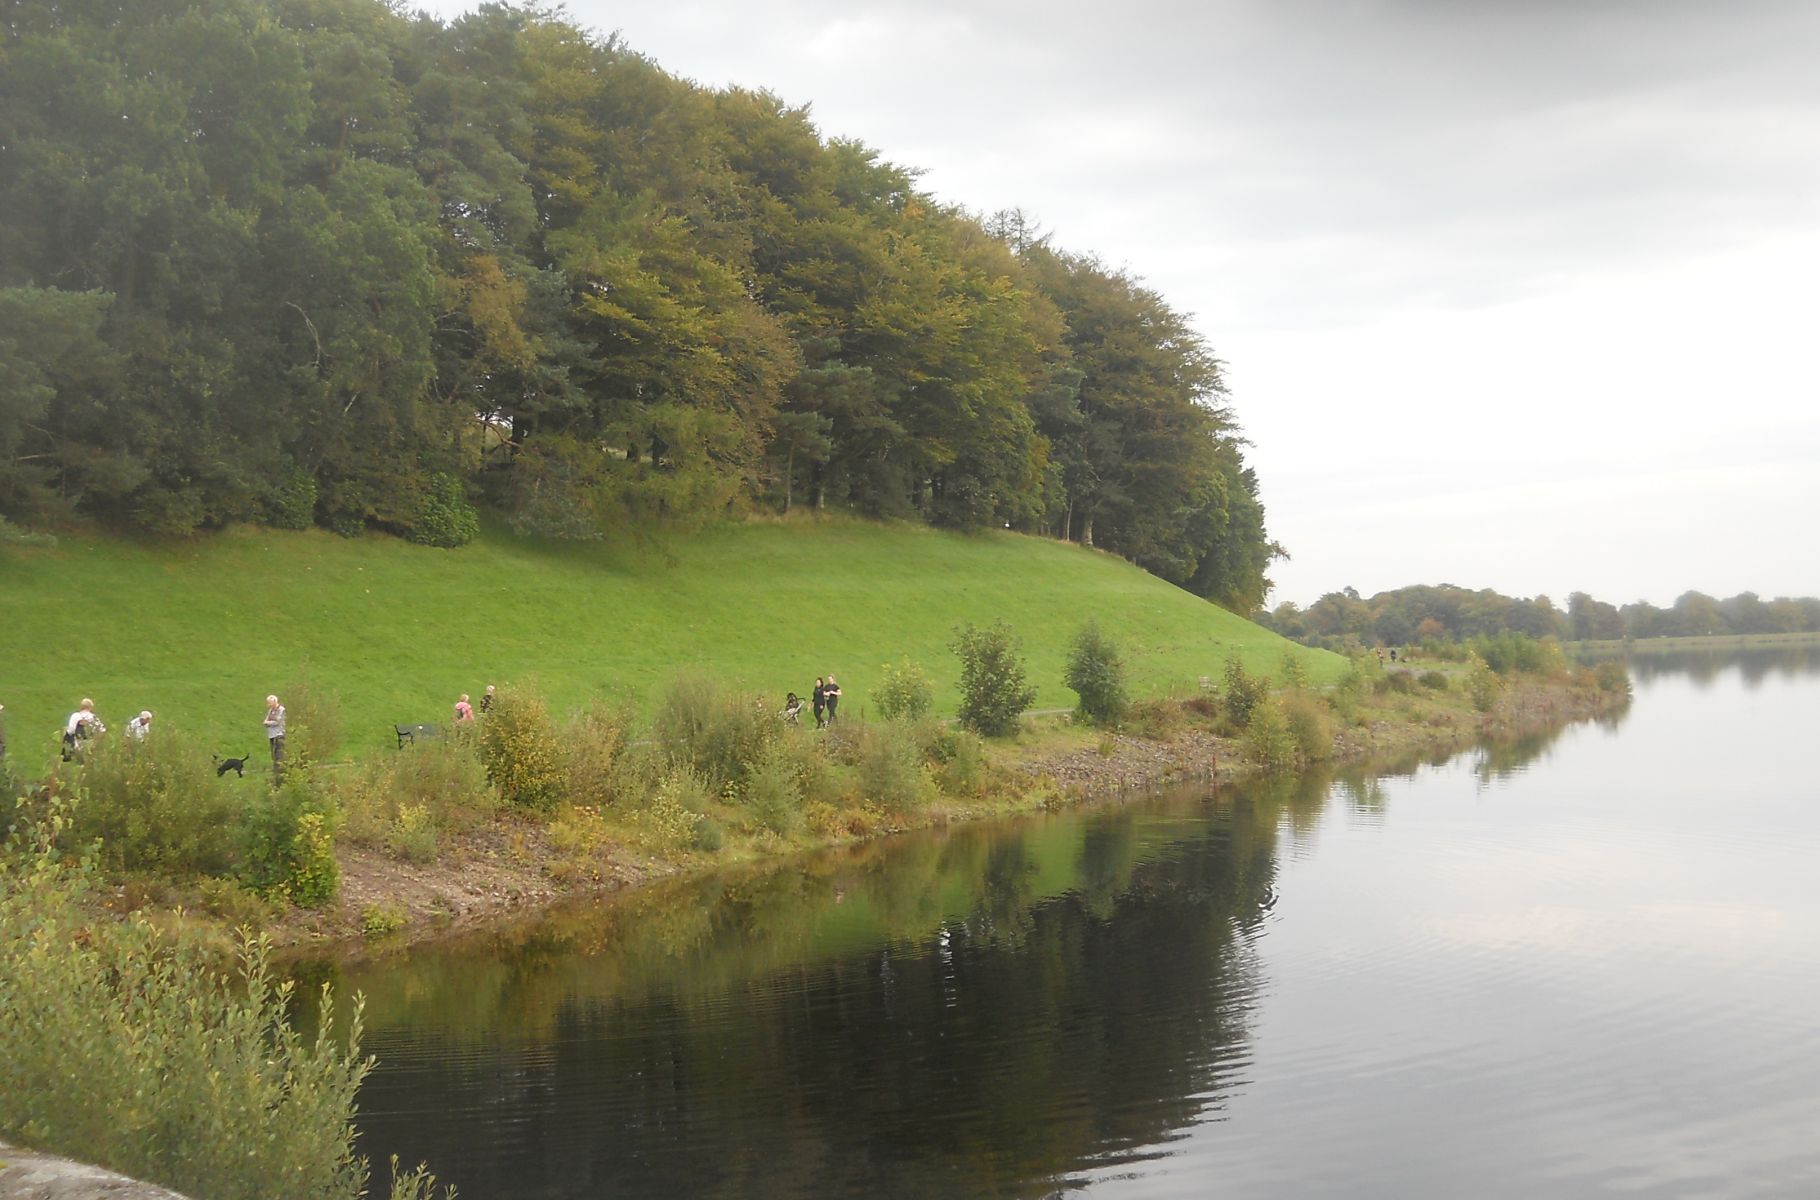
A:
812,677,827,729
823,674,842,724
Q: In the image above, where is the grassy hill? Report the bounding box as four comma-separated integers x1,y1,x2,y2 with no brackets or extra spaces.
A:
0,517,1341,758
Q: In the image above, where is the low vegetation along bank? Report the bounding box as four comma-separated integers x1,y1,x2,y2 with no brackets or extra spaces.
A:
0,628,1625,1200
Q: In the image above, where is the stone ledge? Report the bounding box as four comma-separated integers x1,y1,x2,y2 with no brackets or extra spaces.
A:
0,1142,191,1200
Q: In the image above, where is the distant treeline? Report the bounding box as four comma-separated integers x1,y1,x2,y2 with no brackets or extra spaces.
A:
0,0,1276,610
1260,585,1820,650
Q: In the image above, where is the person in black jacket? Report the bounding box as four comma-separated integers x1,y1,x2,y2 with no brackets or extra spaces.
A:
812,677,827,729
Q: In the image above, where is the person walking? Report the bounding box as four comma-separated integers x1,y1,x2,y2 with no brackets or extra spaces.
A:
454,693,475,724
63,698,105,761
823,674,842,724
263,694,287,783
812,677,827,729
479,684,496,714
125,710,153,741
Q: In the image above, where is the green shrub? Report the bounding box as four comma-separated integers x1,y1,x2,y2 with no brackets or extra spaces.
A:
1379,670,1416,695
1282,691,1334,761
1466,654,1504,712
651,672,775,794
848,723,934,815
385,803,438,863
1124,697,1186,740
563,700,635,807
1243,696,1297,772
408,471,479,549
0,811,389,1199
479,683,567,811
1594,661,1632,694
239,778,341,907
1222,656,1269,728
1472,631,1567,677
362,903,408,938
743,742,806,836
266,470,318,531
874,658,935,722
1279,650,1309,692
58,734,241,878
691,814,727,852
1419,670,1449,690
1065,621,1128,726
634,766,714,852
951,620,1037,737
918,721,985,798
1331,654,1378,723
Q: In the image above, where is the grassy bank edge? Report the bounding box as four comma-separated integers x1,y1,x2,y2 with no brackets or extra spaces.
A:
240,665,1630,959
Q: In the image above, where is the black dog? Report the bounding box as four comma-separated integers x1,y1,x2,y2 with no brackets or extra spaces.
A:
214,753,251,778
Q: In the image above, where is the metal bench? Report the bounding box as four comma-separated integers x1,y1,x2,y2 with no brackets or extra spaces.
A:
395,723,442,749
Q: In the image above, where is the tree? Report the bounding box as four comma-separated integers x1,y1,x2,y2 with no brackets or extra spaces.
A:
1064,621,1128,726
951,621,1037,738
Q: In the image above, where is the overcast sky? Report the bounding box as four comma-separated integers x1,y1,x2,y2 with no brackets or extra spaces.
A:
422,0,1820,607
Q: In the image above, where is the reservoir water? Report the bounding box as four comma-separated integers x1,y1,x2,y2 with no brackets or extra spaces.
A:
326,647,1820,1198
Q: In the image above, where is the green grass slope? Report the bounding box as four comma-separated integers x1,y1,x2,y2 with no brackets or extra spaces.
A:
0,517,1341,758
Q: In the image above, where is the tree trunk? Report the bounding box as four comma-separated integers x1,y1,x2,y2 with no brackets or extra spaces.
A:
1082,515,1094,547
783,445,795,514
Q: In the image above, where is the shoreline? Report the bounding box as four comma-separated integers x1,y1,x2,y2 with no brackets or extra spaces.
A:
252,672,1629,961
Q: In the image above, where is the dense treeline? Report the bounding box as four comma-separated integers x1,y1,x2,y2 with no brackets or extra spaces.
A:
0,0,1276,608
1262,584,1820,650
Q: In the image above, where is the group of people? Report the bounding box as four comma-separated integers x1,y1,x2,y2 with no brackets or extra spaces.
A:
783,674,842,728
27,694,290,782
452,684,495,724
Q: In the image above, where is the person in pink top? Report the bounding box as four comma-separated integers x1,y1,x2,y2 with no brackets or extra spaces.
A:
454,693,475,724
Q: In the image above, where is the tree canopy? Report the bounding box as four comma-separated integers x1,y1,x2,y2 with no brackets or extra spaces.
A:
0,0,1279,608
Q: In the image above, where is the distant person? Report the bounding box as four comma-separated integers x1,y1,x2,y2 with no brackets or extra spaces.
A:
454,693,475,724
480,684,496,714
63,698,105,761
824,674,842,724
0,698,8,761
126,710,154,741
812,677,827,729
1389,648,1398,663
263,694,287,783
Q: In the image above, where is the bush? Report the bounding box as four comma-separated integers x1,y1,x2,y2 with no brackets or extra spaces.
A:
386,803,438,863
266,470,318,531
743,742,806,836
239,779,341,907
874,658,935,722
1065,621,1128,726
1243,696,1298,772
634,766,714,852
651,672,775,794
408,471,479,548
1222,656,1269,728
1472,631,1567,677
917,721,986,798
0,810,391,1200
58,734,242,878
1279,650,1309,692
1466,654,1505,712
563,700,635,807
479,683,567,811
1594,661,1632,694
1124,697,1186,740
1282,691,1334,762
1419,670,1450,690
844,723,934,815
951,620,1037,737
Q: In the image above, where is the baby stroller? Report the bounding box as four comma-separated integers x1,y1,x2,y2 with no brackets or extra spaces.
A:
781,692,804,724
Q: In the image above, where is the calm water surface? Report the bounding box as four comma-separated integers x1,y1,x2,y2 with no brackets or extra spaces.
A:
323,648,1820,1198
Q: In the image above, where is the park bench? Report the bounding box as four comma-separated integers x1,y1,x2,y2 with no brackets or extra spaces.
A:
394,723,441,749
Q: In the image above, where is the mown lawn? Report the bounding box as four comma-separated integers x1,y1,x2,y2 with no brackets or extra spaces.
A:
0,515,1341,758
